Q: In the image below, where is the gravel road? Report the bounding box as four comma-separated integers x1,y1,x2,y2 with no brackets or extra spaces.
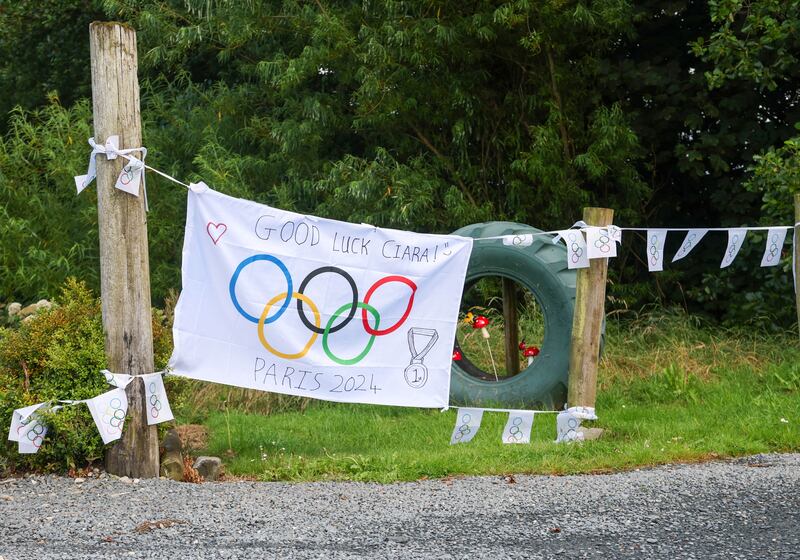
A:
1,453,798,559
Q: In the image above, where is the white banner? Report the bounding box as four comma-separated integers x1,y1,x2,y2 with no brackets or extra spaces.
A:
87,388,128,444
720,228,747,268
450,408,483,444
557,230,589,269
672,229,707,262
646,229,668,272
169,188,473,408
760,228,787,267
501,411,534,444
142,373,174,425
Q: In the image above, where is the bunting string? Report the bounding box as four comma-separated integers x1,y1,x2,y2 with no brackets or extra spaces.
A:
7,369,173,454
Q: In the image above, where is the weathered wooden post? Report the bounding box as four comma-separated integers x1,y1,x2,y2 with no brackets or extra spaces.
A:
567,207,613,409
795,194,800,340
89,22,159,477
502,278,520,376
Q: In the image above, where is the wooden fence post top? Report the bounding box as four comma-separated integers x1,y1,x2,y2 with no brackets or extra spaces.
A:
91,21,134,29
582,207,614,225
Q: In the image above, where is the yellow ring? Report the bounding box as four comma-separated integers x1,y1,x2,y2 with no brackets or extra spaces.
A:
258,292,319,359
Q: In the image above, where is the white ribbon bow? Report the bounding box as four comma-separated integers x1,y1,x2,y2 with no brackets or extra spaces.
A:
74,136,149,210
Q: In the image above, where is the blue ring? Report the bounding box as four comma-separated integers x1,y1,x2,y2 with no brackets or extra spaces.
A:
229,254,292,324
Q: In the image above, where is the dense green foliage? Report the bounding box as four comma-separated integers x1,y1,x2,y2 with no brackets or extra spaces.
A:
0,280,109,471
0,280,174,473
0,1,104,126
0,1,798,325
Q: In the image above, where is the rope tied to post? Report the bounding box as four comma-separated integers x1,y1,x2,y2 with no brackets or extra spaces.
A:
74,135,151,210
74,136,193,211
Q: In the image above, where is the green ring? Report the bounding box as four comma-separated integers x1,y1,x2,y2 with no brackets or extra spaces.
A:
322,302,380,365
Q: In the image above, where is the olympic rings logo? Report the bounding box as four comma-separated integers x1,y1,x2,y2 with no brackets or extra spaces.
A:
18,416,45,448
727,234,740,259
563,416,579,440
680,233,697,255
767,234,780,261
229,255,417,364
505,416,525,442
567,233,583,263
119,165,135,185
453,413,473,441
648,235,660,266
102,397,126,435
149,382,163,419
594,233,611,253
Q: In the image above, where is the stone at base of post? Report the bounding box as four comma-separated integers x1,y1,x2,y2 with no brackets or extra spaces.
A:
193,456,223,481
159,428,183,481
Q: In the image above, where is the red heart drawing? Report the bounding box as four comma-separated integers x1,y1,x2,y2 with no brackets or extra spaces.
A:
206,222,227,245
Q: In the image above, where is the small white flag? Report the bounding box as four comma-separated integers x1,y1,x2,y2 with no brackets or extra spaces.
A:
555,406,597,443
760,228,787,267
646,229,668,272
556,410,583,443
102,369,133,389
450,408,483,444
586,227,617,259
8,402,50,454
608,225,622,245
17,415,48,454
672,229,708,262
142,373,174,425
720,228,748,268
113,155,144,197
8,402,46,442
87,388,128,444
557,230,589,269
501,411,534,444
502,234,533,247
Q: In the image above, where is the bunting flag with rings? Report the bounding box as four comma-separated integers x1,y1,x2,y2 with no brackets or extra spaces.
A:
450,408,484,444
169,188,473,408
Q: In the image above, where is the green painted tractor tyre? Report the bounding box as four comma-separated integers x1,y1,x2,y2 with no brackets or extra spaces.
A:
449,221,577,409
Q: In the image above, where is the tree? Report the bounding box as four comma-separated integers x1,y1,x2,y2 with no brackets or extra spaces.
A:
0,0,104,128
104,0,647,232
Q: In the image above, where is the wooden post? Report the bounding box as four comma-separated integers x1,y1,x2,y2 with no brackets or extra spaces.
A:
567,207,613,409
90,22,159,478
795,194,800,340
502,278,520,376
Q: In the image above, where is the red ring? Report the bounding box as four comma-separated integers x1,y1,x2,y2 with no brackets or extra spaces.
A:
361,275,417,336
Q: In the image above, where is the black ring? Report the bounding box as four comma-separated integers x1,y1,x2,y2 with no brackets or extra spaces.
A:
296,266,358,334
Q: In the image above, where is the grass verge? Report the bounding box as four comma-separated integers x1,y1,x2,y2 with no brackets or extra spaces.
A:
184,312,800,482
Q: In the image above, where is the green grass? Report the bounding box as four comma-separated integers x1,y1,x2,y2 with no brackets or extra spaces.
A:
183,311,800,482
